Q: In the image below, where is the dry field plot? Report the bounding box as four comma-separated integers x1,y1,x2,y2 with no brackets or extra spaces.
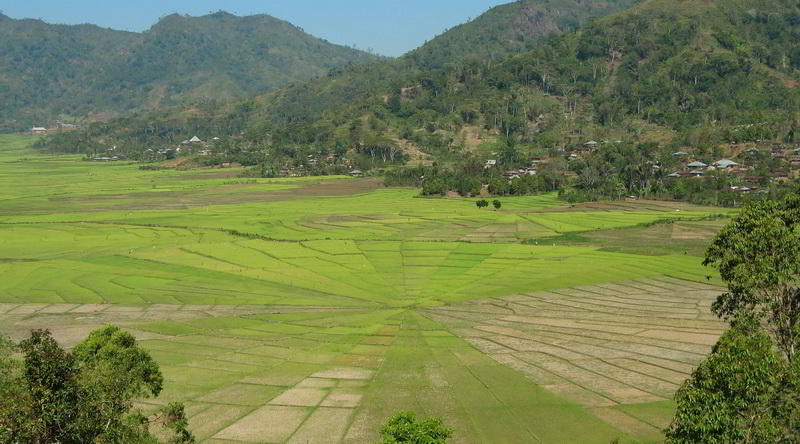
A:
426,276,726,440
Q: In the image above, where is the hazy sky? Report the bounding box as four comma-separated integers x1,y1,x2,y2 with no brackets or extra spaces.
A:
0,0,510,56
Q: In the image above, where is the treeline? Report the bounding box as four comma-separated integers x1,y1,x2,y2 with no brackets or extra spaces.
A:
383,139,796,207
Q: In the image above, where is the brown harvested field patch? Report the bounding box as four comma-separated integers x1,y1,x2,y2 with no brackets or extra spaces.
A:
0,304,19,313
671,222,718,240
6,304,48,314
196,384,283,406
287,407,354,444
52,178,382,212
428,278,726,419
70,303,112,313
606,358,688,384
637,329,720,345
312,367,374,380
214,405,309,442
269,388,329,407
491,354,566,386
320,389,363,408
544,383,616,407
297,377,337,388
337,379,368,388
36,303,80,313
240,370,310,387
340,408,375,444
497,316,645,335
183,402,211,418
187,404,252,441
589,407,662,441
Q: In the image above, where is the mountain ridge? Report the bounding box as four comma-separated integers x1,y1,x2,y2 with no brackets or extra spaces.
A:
0,11,378,131
39,0,799,173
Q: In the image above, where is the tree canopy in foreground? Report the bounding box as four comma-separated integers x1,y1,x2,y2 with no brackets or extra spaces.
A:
0,326,194,444
667,192,800,442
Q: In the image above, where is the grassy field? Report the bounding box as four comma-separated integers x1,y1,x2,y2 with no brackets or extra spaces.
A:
0,137,733,443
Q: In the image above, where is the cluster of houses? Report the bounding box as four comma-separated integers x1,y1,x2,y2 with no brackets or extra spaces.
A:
484,158,542,179
177,136,220,155
91,145,124,162
502,167,537,180
272,152,362,177
142,135,221,158
667,158,742,178
662,143,800,193
30,123,78,134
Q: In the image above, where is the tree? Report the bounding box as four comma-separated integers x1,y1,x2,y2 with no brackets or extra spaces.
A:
667,193,800,442
666,316,789,443
492,199,502,210
379,412,452,444
703,195,800,361
0,327,194,444
476,199,488,208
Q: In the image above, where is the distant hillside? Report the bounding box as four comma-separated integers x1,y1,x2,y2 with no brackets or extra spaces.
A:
40,0,644,152
405,0,641,69
237,0,799,153
35,0,800,209
0,11,377,131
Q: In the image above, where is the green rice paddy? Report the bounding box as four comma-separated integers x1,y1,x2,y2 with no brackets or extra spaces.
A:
0,135,732,443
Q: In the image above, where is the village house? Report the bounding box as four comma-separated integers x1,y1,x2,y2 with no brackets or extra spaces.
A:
502,167,537,180
31,127,47,134
712,159,738,169
687,161,707,169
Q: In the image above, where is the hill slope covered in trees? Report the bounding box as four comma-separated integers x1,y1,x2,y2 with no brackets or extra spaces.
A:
38,0,645,152
0,11,377,131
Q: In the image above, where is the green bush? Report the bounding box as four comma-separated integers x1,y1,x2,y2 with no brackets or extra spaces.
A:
379,412,452,444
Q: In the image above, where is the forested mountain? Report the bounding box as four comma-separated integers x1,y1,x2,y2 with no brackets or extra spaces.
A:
405,0,640,70
39,0,644,151
0,11,377,131
47,0,798,160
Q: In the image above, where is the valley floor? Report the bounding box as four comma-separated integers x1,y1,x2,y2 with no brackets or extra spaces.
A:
0,135,731,443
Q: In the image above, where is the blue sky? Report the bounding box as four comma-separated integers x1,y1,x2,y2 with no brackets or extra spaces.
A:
0,0,509,56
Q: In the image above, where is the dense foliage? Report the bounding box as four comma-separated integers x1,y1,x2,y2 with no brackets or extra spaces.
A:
667,316,797,443
379,412,452,444
704,193,800,361
0,327,194,444
0,11,377,131
667,192,800,442
405,0,639,70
